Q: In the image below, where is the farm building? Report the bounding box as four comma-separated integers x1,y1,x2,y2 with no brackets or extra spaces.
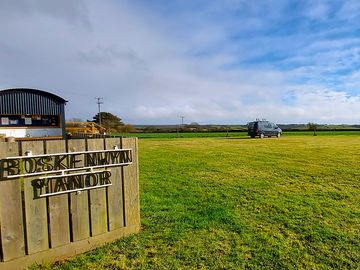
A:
0,88,67,139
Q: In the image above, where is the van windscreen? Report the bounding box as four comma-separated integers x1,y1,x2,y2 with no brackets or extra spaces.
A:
248,122,256,130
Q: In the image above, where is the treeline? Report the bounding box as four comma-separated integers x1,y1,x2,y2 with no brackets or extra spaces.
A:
135,124,247,133
68,112,136,133
278,124,360,131
133,124,360,133
68,112,360,134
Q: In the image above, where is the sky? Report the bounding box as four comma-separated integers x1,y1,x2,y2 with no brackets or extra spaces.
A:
1,0,360,125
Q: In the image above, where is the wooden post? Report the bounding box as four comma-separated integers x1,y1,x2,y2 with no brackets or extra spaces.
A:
22,141,49,254
105,138,125,230
67,139,90,242
122,138,140,228
46,140,71,247
86,138,108,236
0,142,25,261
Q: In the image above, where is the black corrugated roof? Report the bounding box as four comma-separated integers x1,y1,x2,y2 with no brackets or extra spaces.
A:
0,88,67,104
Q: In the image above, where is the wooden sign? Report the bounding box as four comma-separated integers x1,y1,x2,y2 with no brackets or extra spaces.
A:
0,148,132,197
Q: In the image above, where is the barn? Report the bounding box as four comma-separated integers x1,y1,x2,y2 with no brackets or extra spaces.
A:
0,88,67,139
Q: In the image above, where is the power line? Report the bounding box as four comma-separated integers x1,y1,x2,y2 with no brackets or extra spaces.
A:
95,97,104,127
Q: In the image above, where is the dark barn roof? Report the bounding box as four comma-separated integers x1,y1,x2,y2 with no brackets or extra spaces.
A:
0,88,67,115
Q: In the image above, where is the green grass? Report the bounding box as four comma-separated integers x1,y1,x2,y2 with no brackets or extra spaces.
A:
31,135,360,269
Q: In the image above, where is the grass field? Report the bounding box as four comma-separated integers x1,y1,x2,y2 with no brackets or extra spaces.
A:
32,135,360,269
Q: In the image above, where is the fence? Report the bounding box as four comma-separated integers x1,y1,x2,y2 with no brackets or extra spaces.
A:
0,137,140,269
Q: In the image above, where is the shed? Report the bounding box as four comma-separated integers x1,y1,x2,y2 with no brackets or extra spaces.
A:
0,88,67,139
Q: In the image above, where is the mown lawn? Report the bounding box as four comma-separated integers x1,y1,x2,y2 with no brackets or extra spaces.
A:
32,135,360,269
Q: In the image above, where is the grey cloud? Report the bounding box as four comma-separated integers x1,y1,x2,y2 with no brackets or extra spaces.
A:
0,42,24,58
77,46,146,67
0,0,90,27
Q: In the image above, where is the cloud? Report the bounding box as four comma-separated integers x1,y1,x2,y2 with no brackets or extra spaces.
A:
1,0,360,124
337,0,360,20
0,0,90,27
132,86,360,124
77,46,145,67
304,1,330,20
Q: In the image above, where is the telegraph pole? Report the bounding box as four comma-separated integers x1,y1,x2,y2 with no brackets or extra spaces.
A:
95,97,104,127
180,116,185,128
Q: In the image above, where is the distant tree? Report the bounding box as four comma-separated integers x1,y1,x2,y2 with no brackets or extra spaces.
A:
67,118,83,123
66,118,84,128
225,126,230,137
92,112,124,132
307,122,318,136
143,126,156,133
185,122,201,132
118,124,136,133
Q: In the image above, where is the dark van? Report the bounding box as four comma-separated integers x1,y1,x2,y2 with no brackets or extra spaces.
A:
248,120,282,138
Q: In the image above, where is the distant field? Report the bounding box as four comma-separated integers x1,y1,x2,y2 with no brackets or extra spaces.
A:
33,135,360,269
117,131,248,138
116,130,360,138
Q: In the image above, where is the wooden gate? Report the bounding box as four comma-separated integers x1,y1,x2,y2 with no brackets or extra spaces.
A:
0,138,140,270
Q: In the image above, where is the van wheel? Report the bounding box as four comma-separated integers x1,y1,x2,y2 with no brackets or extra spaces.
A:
260,133,264,139
277,132,281,138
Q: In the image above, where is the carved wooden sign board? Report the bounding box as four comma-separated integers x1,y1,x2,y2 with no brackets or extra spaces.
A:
0,148,132,198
